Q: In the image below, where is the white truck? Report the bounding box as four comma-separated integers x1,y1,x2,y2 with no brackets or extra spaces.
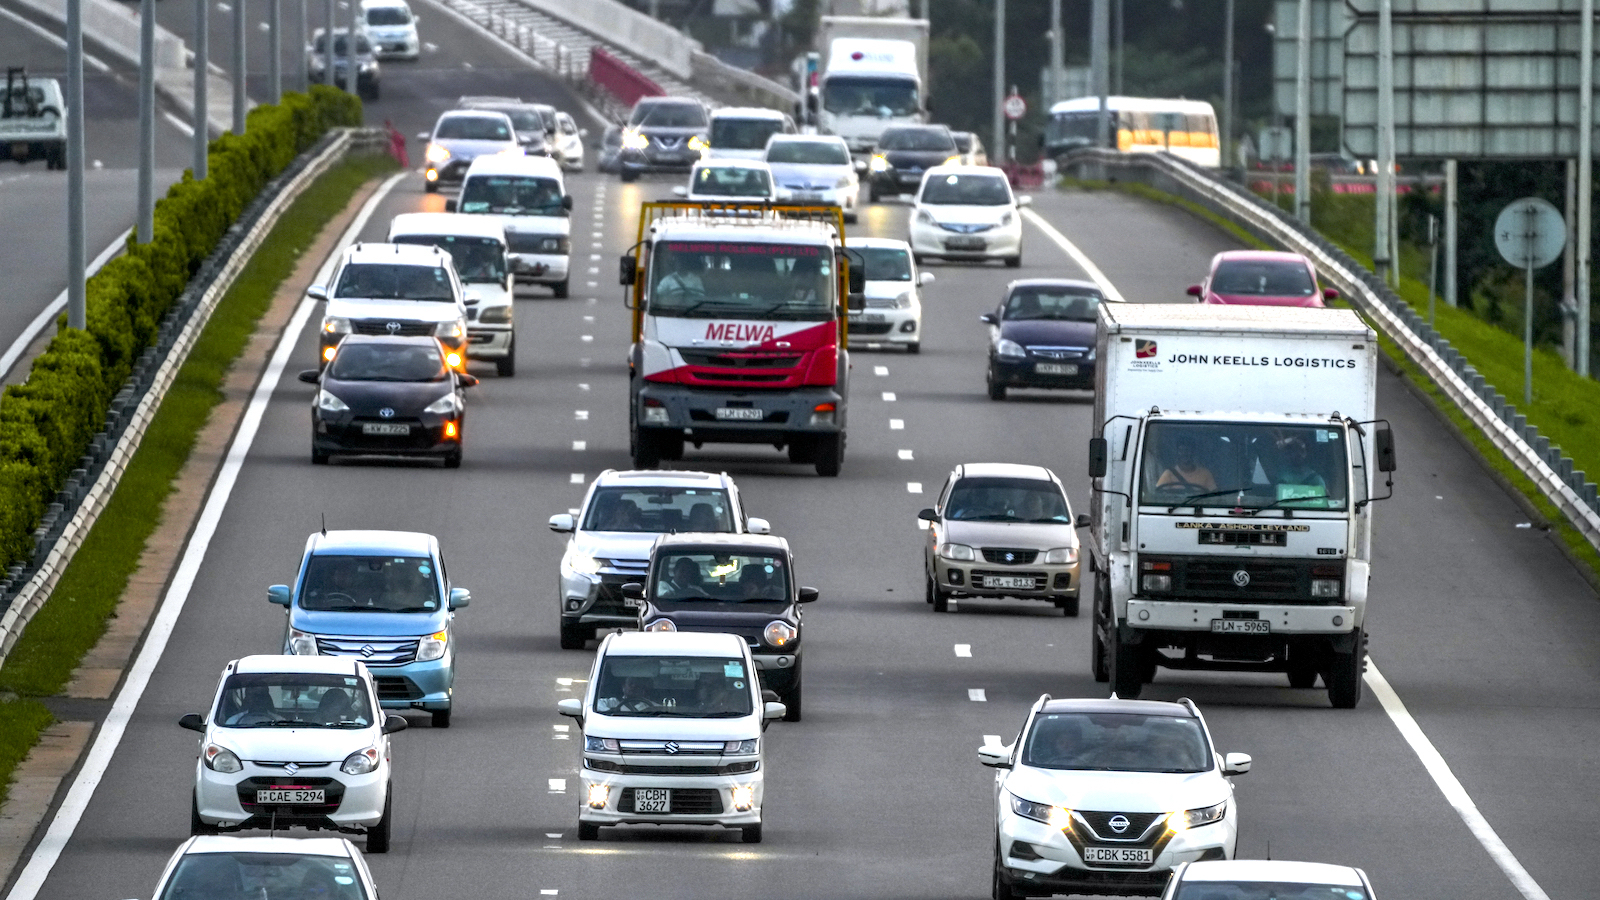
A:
813,17,929,162
1085,304,1396,708
1,68,66,170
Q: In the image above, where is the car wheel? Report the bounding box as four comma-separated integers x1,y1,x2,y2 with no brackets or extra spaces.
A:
424,180,438,194
813,432,844,477
782,666,802,722
443,449,462,469
311,446,330,465
432,707,451,728
1325,629,1367,709
1109,631,1145,699
1286,649,1320,689
924,569,937,605
632,427,662,469
869,186,881,202
191,792,217,836
496,337,516,377
993,838,1026,900
786,438,812,464
986,369,1006,401
741,823,763,843
620,167,638,183
905,341,920,354
1056,596,1080,617
578,820,600,841
365,788,392,853
559,618,588,650
932,582,949,613
553,280,569,299
1005,254,1022,268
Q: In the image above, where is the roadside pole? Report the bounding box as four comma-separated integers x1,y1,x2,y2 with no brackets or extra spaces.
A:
992,0,1006,165
233,0,247,134
193,0,208,178
66,0,86,330
1293,0,1310,223
137,0,154,242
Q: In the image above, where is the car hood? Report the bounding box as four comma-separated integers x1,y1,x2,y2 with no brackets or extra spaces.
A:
210,726,378,762
365,25,413,37
998,319,1095,347
584,711,760,742
942,519,1077,549
767,163,851,187
434,138,520,158
1004,764,1227,814
318,378,454,414
572,531,662,565
1205,291,1323,308
881,148,954,167
864,280,915,301
325,297,461,323
920,203,1012,226
289,607,451,637
461,281,512,308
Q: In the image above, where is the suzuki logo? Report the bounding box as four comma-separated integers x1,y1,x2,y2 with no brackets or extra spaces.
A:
1004,553,1015,562
379,408,395,419
385,321,402,334
283,762,300,775
1233,570,1251,587
360,644,376,657
664,741,681,755
1108,814,1130,834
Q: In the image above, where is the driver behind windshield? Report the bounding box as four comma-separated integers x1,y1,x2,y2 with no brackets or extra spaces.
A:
1156,436,1218,493
301,556,440,612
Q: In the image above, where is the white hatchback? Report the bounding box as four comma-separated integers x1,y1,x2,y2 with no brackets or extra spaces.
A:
908,164,1030,267
764,134,859,223
847,237,932,352
673,159,777,203
359,0,419,59
180,655,409,853
145,835,381,899
1161,859,1378,900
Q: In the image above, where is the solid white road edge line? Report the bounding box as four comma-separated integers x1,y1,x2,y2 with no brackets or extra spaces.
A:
2,171,405,900
0,7,111,71
0,230,131,381
1365,660,1551,900
1020,208,1127,304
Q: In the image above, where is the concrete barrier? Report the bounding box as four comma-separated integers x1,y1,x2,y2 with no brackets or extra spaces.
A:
589,47,663,109
15,0,187,72
520,0,697,79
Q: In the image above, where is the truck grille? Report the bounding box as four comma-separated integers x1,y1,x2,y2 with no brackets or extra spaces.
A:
678,351,800,368
1142,555,1336,604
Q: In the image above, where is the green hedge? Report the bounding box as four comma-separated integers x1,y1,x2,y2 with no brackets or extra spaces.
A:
0,86,361,567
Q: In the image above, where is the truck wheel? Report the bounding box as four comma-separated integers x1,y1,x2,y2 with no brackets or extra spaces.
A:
659,434,684,461
1286,648,1320,689
632,427,662,469
1109,632,1145,699
1091,575,1111,682
559,618,588,650
1325,630,1367,709
1091,625,1110,682
552,280,569,299
578,820,600,841
814,432,844,477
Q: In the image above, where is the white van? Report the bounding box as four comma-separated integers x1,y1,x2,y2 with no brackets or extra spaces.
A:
448,154,571,298
706,107,795,162
558,631,785,843
359,0,419,60
387,212,517,376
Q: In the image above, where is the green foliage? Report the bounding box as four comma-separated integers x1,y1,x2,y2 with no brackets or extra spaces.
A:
0,698,53,810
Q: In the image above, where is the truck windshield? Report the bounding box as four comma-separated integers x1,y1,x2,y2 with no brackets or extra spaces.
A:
652,552,789,604
1139,422,1349,511
391,235,506,283
458,175,565,215
712,118,784,150
648,241,834,320
822,76,919,117
593,656,753,717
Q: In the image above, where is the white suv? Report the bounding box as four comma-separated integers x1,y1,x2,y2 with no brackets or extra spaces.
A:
308,242,469,370
980,695,1251,898
179,655,409,853
1161,860,1377,900
558,631,786,843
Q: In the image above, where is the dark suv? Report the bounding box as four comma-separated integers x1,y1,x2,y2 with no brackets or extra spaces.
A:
868,125,957,200
625,533,816,721
618,96,710,181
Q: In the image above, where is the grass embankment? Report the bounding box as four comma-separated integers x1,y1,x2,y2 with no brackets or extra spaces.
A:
0,154,398,809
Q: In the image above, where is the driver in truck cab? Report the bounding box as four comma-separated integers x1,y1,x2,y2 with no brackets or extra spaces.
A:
1155,436,1217,492
1272,435,1328,491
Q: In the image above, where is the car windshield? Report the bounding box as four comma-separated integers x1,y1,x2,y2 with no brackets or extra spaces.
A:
822,76,919,117
214,673,374,730
434,116,512,142
327,343,446,382
391,234,506,283
651,552,789,603
1004,287,1103,321
159,851,371,900
593,656,753,717
766,140,850,166
859,246,912,281
1173,883,1367,900
1139,421,1350,511
312,33,371,56
711,118,785,150
458,175,565,215
920,173,1011,205
945,476,1070,523
333,263,454,301
648,241,834,320
365,6,409,25
473,106,544,134
878,128,954,151
298,555,442,613
690,166,773,197
1211,259,1316,296
633,102,706,128
582,487,733,533
1023,712,1211,773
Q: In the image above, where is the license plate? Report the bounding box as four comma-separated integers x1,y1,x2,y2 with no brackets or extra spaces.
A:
852,313,885,323
793,192,823,202
256,789,324,804
714,407,764,421
1211,618,1270,634
634,788,670,813
623,597,642,608
362,423,411,436
984,575,1036,590
1035,362,1079,376
1083,846,1153,865
945,236,985,250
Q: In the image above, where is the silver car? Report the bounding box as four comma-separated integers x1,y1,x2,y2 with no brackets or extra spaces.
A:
418,109,520,193
764,134,859,223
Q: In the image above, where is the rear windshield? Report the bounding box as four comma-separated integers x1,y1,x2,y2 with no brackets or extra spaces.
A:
459,175,565,215
690,166,773,197
593,656,753,717
365,6,410,25
766,140,850,166
920,172,1011,205
1210,259,1316,296
711,118,785,150
878,128,954,152
327,342,446,382
333,263,454,301
582,487,733,533
435,116,512,142
215,672,374,729
298,554,442,613
391,234,507,283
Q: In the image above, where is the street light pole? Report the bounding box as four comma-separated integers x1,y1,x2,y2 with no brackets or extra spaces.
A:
1293,0,1311,223
269,0,281,104
66,0,86,330
1091,0,1109,148
193,0,208,178
992,0,1006,163
233,0,247,133
137,0,154,243
1375,0,1396,283
1048,0,1063,107
345,0,358,96
1222,0,1234,168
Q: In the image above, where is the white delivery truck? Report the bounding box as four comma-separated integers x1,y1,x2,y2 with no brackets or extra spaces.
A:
1,68,65,169
814,16,929,163
1085,304,1396,708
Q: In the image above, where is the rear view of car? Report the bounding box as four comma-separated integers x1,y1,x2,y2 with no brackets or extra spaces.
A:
675,160,778,204
1187,250,1338,308
387,212,518,376
848,237,931,352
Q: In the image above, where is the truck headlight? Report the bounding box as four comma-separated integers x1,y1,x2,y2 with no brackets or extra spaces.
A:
1311,579,1342,598
1010,793,1071,829
643,618,676,633
478,305,513,324
996,339,1026,359
316,390,348,414
340,747,381,776
939,542,975,562
763,620,797,647
1141,574,1172,592
1043,546,1077,565
1169,800,1227,832
204,744,243,773
642,405,670,424
416,629,448,661
288,629,320,655
424,143,450,164
322,315,351,335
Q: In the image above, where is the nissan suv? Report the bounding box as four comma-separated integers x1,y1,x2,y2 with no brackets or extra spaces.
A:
618,96,710,181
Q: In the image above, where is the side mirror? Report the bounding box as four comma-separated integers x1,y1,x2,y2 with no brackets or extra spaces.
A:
1088,437,1108,479
448,587,471,609
562,195,574,211
848,265,866,295
1016,195,1032,207
672,185,688,197
444,199,458,213
382,714,409,734
979,312,997,325
847,292,866,311
762,701,787,720
548,513,575,533
306,285,328,302
179,713,207,732
978,744,1012,768
762,688,781,704
557,698,584,719
919,271,935,286
267,584,291,606
916,507,938,521
297,369,321,384
457,373,480,388
746,516,771,534
619,255,637,286
1036,132,1046,149
1323,287,1340,301
463,291,482,305
1375,426,1397,472
1223,752,1252,776
1185,284,1204,298
620,582,646,601
797,586,819,603
1075,513,1091,529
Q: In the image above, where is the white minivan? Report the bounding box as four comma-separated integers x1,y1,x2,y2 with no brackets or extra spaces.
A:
359,0,419,59
449,154,572,298
387,212,517,376
558,631,785,843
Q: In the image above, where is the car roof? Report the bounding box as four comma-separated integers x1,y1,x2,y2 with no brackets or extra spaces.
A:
956,462,1058,482
457,94,523,105
182,835,358,857
1038,696,1197,717
231,654,364,676
1213,249,1313,265
848,236,913,250
308,529,438,557
602,631,747,657
1179,860,1364,886
342,242,452,267
691,159,772,172
463,154,564,179
924,163,1008,179
1007,277,1103,294
592,469,730,488
436,109,513,126
388,212,506,241
654,532,787,553
711,107,786,120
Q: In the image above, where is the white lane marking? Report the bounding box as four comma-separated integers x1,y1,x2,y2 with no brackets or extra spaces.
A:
256,21,270,32
586,283,598,290
983,734,1003,747
1366,661,1552,900
591,242,602,250
580,358,591,367
1,173,407,900
570,473,584,484
0,5,110,69
556,678,575,686
889,419,904,429
955,644,971,657
907,482,922,493
581,335,594,342
583,315,595,322
589,254,601,261
572,440,586,451
592,230,602,238
548,779,566,793
216,1,230,10
968,689,986,702
898,449,913,460
0,229,130,380
1020,208,1127,304
587,267,599,274
874,365,888,376
162,110,195,138
545,833,562,839
575,410,589,420
554,724,569,732
881,391,896,401
541,892,559,896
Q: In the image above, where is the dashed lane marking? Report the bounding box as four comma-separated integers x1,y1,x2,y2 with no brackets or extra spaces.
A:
579,383,590,391
581,335,594,342
583,315,595,322
889,419,904,429
548,779,566,793
573,441,586,451
575,411,589,420
570,473,584,484
983,734,1003,747
874,365,889,376
882,391,897,401
898,449,914,460
955,644,972,657
907,482,922,493
968,689,986,702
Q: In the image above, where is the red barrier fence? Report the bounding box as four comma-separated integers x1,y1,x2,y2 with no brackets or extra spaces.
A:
384,120,408,168
589,46,665,109
999,161,1046,189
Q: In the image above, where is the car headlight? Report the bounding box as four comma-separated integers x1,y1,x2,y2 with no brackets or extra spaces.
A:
892,291,915,309
916,209,935,225
203,744,243,773
939,542,975,561
621,130,648,150
1043,546,1078,565
1169,800,1227,832
359,62,376,73
288,628,320,655
687,134,709,151
436,319,465,339
996,338,1026,359
1010,793,1072,829
945,155,962,165
565,552,602,575
340,746,381,776
724,738,759,754
643,618,676,633
416,629,448,661
835,175,854,188
316,390,349,414
423,393,460,415
763,620,797,647
424,143,450,164
585,736,620,752
478,305,512,324
322,315,351,335
869,154,889,172
1000,211,1014,227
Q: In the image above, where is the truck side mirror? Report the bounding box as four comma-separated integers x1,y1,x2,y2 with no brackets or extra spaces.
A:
1075,513,1091,529
1375,426,1397,472
562,195,574,211
444,199,457,213
1089,437,1108,478
848,265,865,294
847,291,866,311
619,255,637,286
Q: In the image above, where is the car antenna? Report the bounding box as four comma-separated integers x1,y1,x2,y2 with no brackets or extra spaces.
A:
321,512,327,537
1265,839,1271,860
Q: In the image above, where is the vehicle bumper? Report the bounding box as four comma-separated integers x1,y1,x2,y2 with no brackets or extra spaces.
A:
932,556,1079,602
195,761,388,830
990,356,1095,390
312,416,463,459
560,565,647,628
773,185,857,212
751,650,801,690
908,221,1022,260
467,323,513,359
3,138,64,163
997,810,1234,897
849,308,920,344
870,169,930,193
424,157,472,186
366,656,455,711
578,770,763,828
619,147,698,173
635,383,845,445
511,252,569,285
1125,599,1359,634
371,39,419,59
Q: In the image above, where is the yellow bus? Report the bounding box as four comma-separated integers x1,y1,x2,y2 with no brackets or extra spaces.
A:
1044,96,1220,168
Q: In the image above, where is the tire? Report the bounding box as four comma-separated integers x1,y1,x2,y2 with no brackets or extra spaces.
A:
496,337,515,377
553,279,569,299
741,823,763,843
1325,630,1367,709
432,707,451,728
559,618,588,650
424,180,438,193
577,820,600,841
1005,254,1022,268
905,341,920,354
1287,649,1319,689
1091,576,1111,682
365,789,392,853
813,432,843,477
658,434,684,461
632,427,662,469
986,369,1006,401
993,839,1026,900
1056,596,1079,617
932,581,949,613
191,792,217,836
1109,630,1144,699
786,439,812,464
443,449,462,469
620,167,638,183
869,186,881,202
311,446,330,465
781,669,802,722
924,570,937,605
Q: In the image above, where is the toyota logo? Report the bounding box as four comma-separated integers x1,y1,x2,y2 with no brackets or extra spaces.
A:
379,408,395,419
1232,570,1251,587
1108,814,1130,834
283,762,300,775
664,741,680,755
385,321,402,334
360,644,376,657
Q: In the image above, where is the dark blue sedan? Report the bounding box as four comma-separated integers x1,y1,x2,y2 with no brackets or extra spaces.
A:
981,279,1110,400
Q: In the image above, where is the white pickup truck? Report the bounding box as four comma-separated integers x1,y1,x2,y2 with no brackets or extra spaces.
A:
1,68,66,170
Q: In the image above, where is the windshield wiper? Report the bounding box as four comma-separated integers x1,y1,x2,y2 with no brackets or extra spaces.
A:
262,719,314,727
1165,486,1254,513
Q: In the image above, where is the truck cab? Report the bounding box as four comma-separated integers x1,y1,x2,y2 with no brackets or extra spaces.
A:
1,68,65,169
817,36,926,165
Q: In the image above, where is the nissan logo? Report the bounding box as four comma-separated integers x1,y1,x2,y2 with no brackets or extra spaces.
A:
1108,814,1130,834
385,321,402,334
379,408,395,419
1233,570,1251,587
664,741,680,755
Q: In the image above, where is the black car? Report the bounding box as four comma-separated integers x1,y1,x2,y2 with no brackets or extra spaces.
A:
981,279,1108,400
307,28,380,101
618,97,710,182
623,533,816,721
300,335,478,467
868,125,958,201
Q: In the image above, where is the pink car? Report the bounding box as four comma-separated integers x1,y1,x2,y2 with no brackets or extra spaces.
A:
1187,250,1339,307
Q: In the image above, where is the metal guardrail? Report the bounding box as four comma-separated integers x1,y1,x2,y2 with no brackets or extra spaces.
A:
1060,149,1600,554
690,51,799,112
518,0,697,79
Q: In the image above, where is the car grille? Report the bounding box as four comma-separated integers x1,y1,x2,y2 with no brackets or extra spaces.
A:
236,776,343,816
1027,345,1089,360
653,136,684,150
587,760,759,776
939,222,995,234
620,787,724,814
252,761,332,770
314,636,419,665
849,321,894,335
1075,811,1166,843
351,320,434,337
373,676,424,702
981,548,1039,564
678,351,801,368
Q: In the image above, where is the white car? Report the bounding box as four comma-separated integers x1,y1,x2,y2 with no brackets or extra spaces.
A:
705,106,795,161
145,835,381,899
981,695,1251,899
308,241,469,369
908,164,1030,267
673,159,778,203
548,469,769,650
180,655,409,852
451,154,572,298
558,631,787,843
359,0,419,60
847,237,932,352
1161,859,1377,900
387,212,517,376
533,104,587,172
764,133,859,223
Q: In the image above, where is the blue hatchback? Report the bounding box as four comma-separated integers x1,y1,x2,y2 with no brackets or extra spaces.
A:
269,530,470,728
